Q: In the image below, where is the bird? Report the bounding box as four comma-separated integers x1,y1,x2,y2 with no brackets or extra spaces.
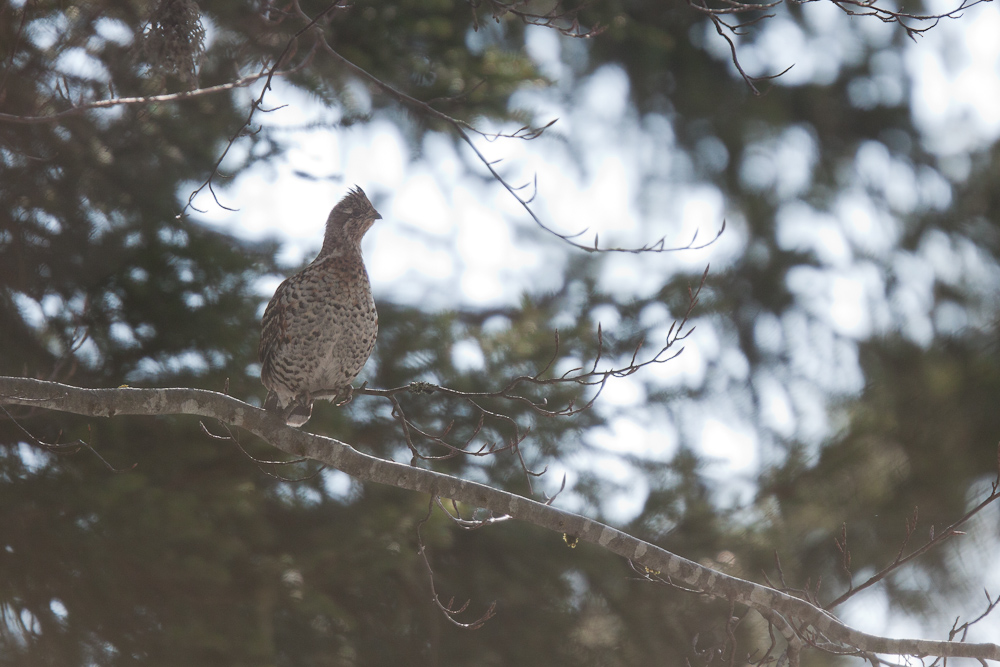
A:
259,186,381,427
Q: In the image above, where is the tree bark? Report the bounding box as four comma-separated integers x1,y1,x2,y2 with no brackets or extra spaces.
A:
2,376,997,662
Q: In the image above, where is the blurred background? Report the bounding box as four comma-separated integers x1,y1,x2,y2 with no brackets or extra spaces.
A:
2,0,1000,664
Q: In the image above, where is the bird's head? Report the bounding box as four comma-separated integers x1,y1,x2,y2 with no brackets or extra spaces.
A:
322,186,382,251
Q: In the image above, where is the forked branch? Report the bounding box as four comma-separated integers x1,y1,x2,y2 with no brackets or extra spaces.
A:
360,266,708,469
284,0,725,254
2,376,999,663
688,0,990,93
417,496,497,629
826,454,1000,610
469,0,608,38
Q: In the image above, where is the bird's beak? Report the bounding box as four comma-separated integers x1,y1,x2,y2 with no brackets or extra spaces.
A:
375,212,383,220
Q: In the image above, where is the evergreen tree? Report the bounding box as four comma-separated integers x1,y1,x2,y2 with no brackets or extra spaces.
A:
3,1,1000,664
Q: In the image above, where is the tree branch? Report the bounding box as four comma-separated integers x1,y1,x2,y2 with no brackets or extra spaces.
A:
285,0,725,254
1,376,999,661
0,71,277,125
827,481,1000,610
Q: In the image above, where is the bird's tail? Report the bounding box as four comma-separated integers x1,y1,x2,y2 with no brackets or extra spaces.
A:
264,390,313,427
285,403,312,428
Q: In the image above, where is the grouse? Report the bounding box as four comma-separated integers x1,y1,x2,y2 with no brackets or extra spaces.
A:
259,186,381,426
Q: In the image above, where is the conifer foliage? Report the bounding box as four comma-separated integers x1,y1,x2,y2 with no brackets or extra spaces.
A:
3,1,1000,664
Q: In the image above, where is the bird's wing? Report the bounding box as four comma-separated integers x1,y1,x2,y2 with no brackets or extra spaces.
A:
258,277,295,388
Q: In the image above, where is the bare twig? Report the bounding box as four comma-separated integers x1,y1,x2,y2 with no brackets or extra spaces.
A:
199,419,324,482
811,0,992,40
687,0,990,93
181,5,333,214
435,496,511,529
470,0,607,38
930,589,1000,667
826,448,1000,610
417,496,497,629
281,0,725,253
363,266,707,418
353,267,706,484
0,405,135,473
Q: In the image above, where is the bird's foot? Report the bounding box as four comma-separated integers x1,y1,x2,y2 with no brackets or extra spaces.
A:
334,384,355,407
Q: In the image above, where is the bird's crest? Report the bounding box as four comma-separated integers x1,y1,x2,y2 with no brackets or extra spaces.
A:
322,185,382,251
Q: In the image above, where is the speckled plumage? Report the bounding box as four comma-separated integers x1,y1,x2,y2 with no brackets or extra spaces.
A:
259,186,381,426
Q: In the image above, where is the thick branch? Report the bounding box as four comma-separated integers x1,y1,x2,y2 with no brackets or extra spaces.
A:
1,376,998,662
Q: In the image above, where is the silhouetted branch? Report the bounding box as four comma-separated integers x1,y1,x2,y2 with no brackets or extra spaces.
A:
355,267,706,484
811,0,991,39
469,0,607,38
199,419,323,481
687,0,785,95
362,267,707,456
0,404,135,473
2,376,1000,662
436,496,512,529
0,70,284,125
182,4,332,214
416,495,498,629
280,0,725,254
752,447,1000,663
688,0,989,93
387,391,523,462
826,450,1000,610
932,590,1000,666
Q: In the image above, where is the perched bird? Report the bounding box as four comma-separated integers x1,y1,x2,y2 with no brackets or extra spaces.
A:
259,186,381,426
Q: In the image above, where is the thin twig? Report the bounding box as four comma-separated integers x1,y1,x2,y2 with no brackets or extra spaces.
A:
287,1,725,253
0,405,136,473
417,496,497,629
182,5,332,214
199,419,324,482
826,451,1000,610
